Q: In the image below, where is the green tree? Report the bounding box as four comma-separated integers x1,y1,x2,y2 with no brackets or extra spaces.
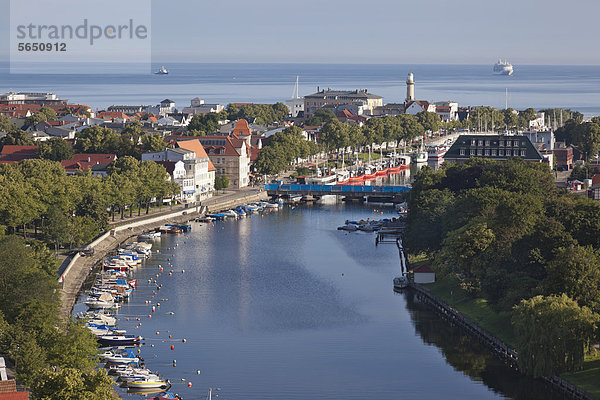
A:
141,133,167,152
37,138,74,161
31,368,117,400
512,294,599,377
0,130,35,147
305,108,337,126
416,111,441,134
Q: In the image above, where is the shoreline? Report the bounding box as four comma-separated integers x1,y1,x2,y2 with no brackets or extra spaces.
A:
410,282,597,400
58,189,268,320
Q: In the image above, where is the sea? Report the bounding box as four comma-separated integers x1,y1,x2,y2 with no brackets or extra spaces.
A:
1,62,600,116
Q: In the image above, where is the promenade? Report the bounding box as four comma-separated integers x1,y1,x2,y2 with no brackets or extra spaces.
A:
58,187,268,320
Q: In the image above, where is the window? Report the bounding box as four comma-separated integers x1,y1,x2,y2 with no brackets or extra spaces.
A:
471,139,476,146
485,140,490,146
499,149,504,156
478,140,483,146
477,149,483,156
491,149,497,156
470,149,475,156
485,149,490,156
521,149,526,157
506,149,511,156
499,140,504,147
460,148,465,156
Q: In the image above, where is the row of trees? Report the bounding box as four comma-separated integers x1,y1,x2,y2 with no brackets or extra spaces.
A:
0,235,116,399
187,103,290,135
254,126,320,175
556,116,600,161
406,158,600,376
0,158,178,249
74,124,167,159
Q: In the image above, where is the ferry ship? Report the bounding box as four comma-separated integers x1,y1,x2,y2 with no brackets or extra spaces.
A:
493,59,513,76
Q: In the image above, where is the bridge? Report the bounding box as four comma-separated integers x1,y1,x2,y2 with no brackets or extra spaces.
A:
265,184,411,202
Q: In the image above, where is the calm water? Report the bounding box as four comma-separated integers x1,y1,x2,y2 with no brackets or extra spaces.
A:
76,202,563,400
2,63,600,115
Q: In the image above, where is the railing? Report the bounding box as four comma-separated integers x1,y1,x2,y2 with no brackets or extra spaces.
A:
265,184,411,194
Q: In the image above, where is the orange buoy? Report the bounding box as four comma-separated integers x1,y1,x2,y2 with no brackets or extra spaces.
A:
169,334,172,338
187,382,192,387
156,331,160,335
148,314,152,318
170,345,175,350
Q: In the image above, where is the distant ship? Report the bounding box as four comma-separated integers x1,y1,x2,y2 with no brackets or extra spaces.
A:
155,66,168,75
493,59,513,76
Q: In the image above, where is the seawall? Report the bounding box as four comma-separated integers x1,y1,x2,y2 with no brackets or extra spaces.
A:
58,190,268,320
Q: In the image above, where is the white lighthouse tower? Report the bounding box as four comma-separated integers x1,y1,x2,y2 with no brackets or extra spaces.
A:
406,72,415,103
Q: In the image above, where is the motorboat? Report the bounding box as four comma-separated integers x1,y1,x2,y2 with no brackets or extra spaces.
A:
97,334,142,346
138,231,161,240
223,209,239,218
149,391,181,400
155,66,168,75
124,377,169,389
101,350,140,365
393,276,409,290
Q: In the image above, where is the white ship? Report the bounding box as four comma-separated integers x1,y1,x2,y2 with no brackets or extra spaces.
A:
493,59,513,76
155,66,168,75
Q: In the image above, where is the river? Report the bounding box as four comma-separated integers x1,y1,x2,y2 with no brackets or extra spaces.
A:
76,199,562,400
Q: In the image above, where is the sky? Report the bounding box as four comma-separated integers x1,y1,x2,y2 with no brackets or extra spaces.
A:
0,0,599,65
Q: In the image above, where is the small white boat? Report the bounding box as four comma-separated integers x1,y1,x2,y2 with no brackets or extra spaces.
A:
125,377,169,389
393,276,409,290
155,66,169,75
138,232,161,240
223,209,239,218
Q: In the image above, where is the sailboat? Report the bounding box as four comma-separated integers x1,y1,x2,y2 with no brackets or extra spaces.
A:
155,66,168,75
412,136,428,163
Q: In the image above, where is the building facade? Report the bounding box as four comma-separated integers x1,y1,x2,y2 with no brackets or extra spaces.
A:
443,135,545,164
303,89,383,117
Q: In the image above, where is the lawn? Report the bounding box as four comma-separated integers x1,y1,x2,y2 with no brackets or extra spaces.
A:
561,353,600,398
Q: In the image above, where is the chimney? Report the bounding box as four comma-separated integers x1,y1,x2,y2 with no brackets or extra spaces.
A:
87,157,91,162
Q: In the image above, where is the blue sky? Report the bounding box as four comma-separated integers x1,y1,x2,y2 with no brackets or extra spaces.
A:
1,0,599,65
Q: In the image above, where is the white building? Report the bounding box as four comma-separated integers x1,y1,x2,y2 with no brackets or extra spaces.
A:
411,264,435,284
434,101,459,121
182,98,225,115
142,141,215,202
405,100,436,115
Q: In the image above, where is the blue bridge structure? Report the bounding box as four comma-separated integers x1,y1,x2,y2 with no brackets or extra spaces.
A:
265,184,411,203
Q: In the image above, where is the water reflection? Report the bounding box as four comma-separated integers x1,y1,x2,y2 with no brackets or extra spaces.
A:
403,290,563,400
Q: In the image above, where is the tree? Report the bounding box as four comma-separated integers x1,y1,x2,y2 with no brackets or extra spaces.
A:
25,107,58,127
0,130,34,147
417,111,441,134
141,133,167,152
214,174,229,191
31,368,117,400
37,138,74,161
305,108,336,126
512,294,599,377
187,112,226,134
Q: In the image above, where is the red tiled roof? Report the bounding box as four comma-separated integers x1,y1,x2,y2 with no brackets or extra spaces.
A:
96,111,130,120
0,393,29,400
232,119,251,138
175,139,216,171
60,153,116,171
411,264,434,273
0,145,38,163
592,174,600,186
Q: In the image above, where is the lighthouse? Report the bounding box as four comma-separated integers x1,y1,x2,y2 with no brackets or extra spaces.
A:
406,72,415,102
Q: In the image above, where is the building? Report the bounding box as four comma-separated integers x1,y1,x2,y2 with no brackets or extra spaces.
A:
372,103,405,116
196,135,251,188
303,89,383,117
0,91,67,105
107,105,146,114
404,100,436,115
443,135,545,164
0,145,38,164
61,154,117,176
182,98,224,115
406,73,415,102
410,264,435,284
142,140,215,202
553,142,574,171
434,101,459,121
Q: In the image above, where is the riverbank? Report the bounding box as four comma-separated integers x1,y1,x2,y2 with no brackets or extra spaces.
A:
58,189,268,320
419,275,599,399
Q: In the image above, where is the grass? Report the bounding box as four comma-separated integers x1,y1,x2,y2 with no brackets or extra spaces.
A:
424,276,516,346
561,353,600,398
416,265,600,397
